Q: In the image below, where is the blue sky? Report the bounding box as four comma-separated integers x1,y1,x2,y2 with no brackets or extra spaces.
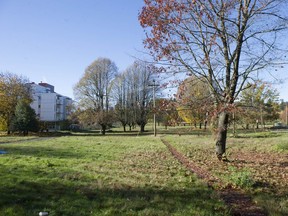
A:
0,0,287,101
0,0,145,98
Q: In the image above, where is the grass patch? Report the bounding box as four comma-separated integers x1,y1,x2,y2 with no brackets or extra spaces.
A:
0,135,228,216
232,131,280,138
221,166,255,189
254,193,288,216
161,131,288,215
275,141,288,152
0,135,38,144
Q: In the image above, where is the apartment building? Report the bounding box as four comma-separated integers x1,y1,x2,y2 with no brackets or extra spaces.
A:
29,82,72,129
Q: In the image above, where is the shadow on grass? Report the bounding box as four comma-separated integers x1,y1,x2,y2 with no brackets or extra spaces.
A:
0,145,86,159
67,128,212,137
231,130,281,139
0,178,228,216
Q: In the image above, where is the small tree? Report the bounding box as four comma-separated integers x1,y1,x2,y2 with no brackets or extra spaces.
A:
11,99,39,135
152,98,180,128
95,110,115,135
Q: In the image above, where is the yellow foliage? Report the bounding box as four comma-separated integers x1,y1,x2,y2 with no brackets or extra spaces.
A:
0,116,7,131
177,106,200,124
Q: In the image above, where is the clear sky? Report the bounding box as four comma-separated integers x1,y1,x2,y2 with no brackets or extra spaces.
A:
0,0,287,101
0,0,145,99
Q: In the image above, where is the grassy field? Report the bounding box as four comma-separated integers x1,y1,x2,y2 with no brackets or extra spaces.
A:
0,133,228,216
162,129,288,216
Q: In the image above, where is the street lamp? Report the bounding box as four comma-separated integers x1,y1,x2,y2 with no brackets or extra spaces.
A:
148,79,159,136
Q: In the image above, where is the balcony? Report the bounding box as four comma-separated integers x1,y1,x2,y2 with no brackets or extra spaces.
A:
56,108,62,113
56,99,62,105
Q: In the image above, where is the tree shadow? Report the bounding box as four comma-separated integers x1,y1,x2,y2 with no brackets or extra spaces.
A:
233,133,281,139
67,128,212,137
0,176,228,215
0,145,85,159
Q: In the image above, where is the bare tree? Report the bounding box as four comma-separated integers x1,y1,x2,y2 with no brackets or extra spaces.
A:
112,73,130,131
139,0,288,160
74,57,118,135
117,61,155,133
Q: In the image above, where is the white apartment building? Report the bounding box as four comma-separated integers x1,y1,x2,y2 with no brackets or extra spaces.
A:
29,82,72,126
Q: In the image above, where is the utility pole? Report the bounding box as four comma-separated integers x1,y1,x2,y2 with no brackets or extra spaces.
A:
148,79,159,136
285,102,288,126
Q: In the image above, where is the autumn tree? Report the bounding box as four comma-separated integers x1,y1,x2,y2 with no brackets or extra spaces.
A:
0,72,32,134
176,76,213,129
74,57,117,135
77,108,95,129
155,98,180,128
239,81,280,128
139,0,288,160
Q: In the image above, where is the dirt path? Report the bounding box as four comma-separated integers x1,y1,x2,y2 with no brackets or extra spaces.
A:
161,137,268,216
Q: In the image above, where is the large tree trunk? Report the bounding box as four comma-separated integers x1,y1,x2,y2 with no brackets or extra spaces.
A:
121,122,126,132
101,125,106,135
215,111,229,161
204,120,207,130
140,124,145,132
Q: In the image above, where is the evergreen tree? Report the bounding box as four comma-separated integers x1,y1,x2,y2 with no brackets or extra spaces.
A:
12,100,39,135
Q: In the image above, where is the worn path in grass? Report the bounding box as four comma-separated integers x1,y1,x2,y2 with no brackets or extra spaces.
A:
0,135,230,215
161,137,267,216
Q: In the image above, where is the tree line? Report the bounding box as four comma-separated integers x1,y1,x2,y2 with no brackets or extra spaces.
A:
0,60,285,137
1,0,288,162
72,58,157,135
71,57,283,135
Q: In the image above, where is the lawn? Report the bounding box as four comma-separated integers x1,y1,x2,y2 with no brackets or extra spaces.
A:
161,130,288,216
0,134,228,216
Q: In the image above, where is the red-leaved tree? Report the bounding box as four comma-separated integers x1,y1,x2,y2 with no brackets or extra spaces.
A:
139,0,288,160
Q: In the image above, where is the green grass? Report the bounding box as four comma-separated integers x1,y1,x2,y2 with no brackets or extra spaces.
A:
0,135,38,144
0,135,228,216
161,131,288,215
222,166,255,188
275,141,288,152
